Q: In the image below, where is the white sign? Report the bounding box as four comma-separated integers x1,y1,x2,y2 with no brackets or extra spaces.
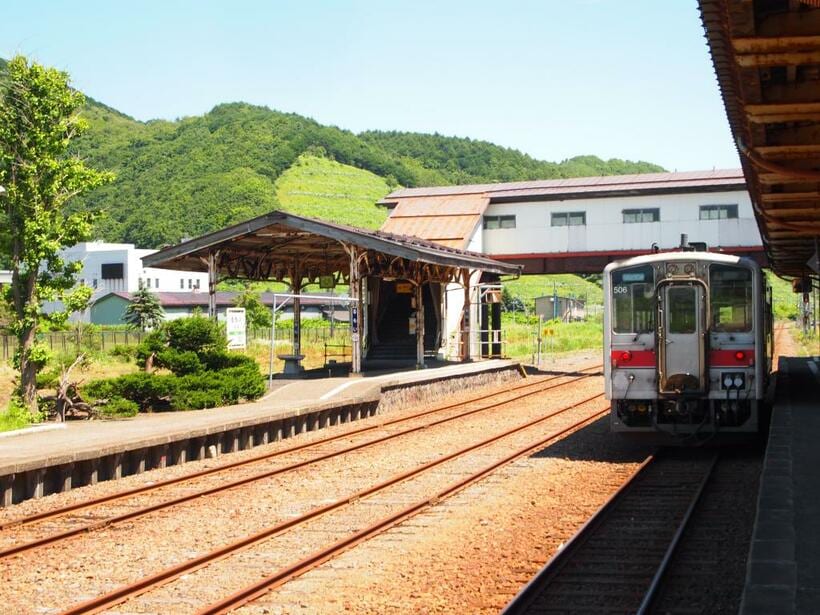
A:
226,308,246,350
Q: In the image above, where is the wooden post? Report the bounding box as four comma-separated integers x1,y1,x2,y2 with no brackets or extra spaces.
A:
347,245,362,373
462,269,471,362
207,250,219,322
415,281,425,368
292,277,302,359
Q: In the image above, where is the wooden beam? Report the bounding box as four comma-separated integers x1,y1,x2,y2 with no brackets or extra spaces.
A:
746,102,820,123
735,50,820,68
756,9,820,38
753,144,820,160
733,35,820,54
760,192,820,204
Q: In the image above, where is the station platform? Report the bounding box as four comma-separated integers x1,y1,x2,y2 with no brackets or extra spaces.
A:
742,356,820,615
0,359,521,507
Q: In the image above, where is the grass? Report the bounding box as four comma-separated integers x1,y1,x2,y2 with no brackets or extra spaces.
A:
502,274,603,308
767,270,800,320
274,154,391,230
501,314,603,362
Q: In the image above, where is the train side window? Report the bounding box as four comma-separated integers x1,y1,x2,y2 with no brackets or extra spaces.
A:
710,265,752,332
612,265,654,334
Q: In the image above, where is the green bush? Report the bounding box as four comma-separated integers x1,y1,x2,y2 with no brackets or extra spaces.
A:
199,350,257,371
172,389,225,410
165,316,226,354
156,348,203,375
83,357,265,412
135,330,167,365
36,366,61,389
97,397,139,418
83,372,177,411
109,344,137,360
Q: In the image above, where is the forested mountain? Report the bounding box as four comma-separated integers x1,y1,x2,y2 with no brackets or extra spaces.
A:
359,131,664,184
3,57,664,249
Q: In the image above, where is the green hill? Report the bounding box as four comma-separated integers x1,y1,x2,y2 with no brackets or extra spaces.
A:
274,154,390,230
2,56,666,249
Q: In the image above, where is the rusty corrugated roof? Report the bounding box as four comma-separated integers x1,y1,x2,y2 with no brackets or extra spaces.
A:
380,194,490,250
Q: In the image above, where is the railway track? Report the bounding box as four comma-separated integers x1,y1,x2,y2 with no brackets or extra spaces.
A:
0,365,602,561
503,449,720,614
58,385,609,612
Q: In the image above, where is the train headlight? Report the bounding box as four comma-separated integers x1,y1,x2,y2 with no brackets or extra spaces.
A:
735,351,746,361
721,372,746,390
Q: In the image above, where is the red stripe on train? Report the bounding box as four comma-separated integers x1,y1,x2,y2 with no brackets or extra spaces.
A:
611,350,655,368
709,349,755,366
611,349,755,368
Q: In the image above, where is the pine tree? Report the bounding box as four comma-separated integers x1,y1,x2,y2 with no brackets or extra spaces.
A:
125,287,165,331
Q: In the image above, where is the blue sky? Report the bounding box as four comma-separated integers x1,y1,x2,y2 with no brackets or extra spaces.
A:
0,0,739,172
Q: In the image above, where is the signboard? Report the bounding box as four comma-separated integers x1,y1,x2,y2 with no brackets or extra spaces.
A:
319,275,336,289
395,282,413,294
351,305,358,333
225,308,246,350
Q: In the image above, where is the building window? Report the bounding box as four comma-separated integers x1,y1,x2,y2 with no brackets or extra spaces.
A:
700,204,738,220
623,208,660,223
483,215,516,229
155,278,159,289
188,279,192,289
146,278,151,288
194,280,200,290
92,279,98,289
180,279,185,290
551,212,586,227
100,263,124,279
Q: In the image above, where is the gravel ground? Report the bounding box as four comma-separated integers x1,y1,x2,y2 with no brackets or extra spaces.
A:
240,415,649,614
0,359,618,613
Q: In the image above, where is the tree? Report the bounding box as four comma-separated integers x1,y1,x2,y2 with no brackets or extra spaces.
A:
0,56,113,414
234,288,272,330
124,287,164,331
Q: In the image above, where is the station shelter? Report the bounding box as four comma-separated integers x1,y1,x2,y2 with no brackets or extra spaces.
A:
142,211,521,372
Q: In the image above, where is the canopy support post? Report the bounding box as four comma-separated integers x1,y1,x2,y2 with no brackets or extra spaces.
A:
416,280,425,368
462,268,472,362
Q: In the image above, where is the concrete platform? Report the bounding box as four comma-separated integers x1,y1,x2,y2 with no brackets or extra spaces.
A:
0,359,520,507
741,357,820,615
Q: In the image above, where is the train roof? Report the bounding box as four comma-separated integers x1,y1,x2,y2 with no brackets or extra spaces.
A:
603,250,760,274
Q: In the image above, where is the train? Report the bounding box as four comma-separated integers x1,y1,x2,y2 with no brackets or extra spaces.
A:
603,239,773,440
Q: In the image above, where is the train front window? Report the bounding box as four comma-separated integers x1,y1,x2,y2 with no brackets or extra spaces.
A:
710,265,752,332
668,286,697,334
612,265,654,334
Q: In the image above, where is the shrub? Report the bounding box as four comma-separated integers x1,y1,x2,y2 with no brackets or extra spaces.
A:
96,397,139,419
156,348,203,375
109,344,137,360
36,366,61,389
135,330,167,366
165,316,226,354
83,372,177,411
172,389,225,410
199,350,257,371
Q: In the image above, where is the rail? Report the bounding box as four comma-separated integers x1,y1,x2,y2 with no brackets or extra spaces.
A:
60,386,607,614
0,365,603,561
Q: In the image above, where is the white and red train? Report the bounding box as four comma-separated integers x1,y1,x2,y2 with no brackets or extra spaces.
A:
603,242,773,439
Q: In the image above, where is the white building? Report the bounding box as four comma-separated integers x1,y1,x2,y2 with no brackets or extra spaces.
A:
47,242,210,322
380,169,763,274
61,242,210,295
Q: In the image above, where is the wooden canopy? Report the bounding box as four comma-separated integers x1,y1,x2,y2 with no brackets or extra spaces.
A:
142,210,520,284
700,0,820,277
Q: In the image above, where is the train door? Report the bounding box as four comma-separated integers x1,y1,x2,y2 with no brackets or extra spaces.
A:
658,283,706,394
